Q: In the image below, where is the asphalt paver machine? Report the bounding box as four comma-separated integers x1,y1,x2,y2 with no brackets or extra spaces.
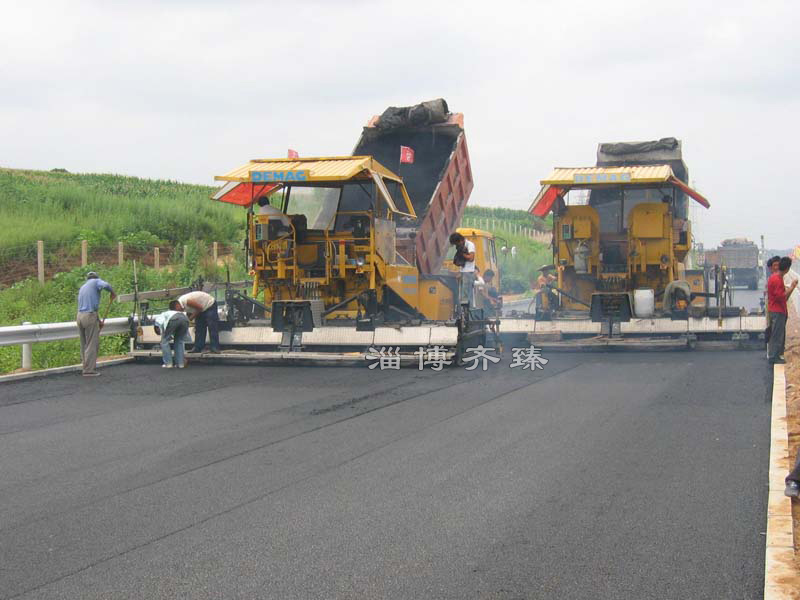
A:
132,100,499,364
500,138,766,350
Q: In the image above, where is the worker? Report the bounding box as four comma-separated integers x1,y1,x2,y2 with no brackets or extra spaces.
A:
478,269,502,315
765,256,781,346
257,196,291,227
537,264,556,289
154,300,190,368
449,232,476,310
76,271,116,377
178,290,222,354
479,269,503,351
535,265,557,311
767,255,781,278
766,256,797,365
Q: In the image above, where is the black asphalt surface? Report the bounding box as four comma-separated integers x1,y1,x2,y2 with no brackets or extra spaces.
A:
0,352,771,599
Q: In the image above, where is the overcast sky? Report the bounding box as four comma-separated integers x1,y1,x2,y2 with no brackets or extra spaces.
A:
1,0,798,248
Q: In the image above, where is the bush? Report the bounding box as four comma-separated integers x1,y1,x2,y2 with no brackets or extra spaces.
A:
120,230,162,251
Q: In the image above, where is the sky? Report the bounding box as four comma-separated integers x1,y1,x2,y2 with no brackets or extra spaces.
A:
1,0,798,249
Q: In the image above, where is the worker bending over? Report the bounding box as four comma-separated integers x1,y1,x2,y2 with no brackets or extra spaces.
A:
178,290,221,354
154,300,190,368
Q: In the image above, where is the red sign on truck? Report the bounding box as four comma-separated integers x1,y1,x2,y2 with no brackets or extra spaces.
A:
399,146,415,164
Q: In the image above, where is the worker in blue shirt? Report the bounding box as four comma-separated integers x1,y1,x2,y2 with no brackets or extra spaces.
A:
76,272,116,377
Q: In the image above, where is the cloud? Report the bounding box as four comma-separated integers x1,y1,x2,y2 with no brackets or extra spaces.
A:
1,0,799,246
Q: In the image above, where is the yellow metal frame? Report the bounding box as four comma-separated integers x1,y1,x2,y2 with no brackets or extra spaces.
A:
236,155,462,322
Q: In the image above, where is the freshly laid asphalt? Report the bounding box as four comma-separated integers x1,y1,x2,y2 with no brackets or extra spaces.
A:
0,351,771,599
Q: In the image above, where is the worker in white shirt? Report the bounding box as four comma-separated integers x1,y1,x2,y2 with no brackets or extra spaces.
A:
154,300,190,368
257,196,291,228
178,290,221,353
449,232,476,309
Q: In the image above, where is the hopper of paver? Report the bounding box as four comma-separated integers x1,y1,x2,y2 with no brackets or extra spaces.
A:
351,98,474,275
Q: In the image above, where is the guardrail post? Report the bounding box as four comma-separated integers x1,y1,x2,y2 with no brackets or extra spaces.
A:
37,241,44,284
21,322,32,370
154,247,160,270
213,242,218,265
81,240,88,267
118,242,124,266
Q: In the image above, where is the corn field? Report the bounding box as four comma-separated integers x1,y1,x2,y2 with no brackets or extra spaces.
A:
0,168,244,252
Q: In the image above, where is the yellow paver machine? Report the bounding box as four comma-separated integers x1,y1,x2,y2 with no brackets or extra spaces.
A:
132,100,501,364
499,138,766,350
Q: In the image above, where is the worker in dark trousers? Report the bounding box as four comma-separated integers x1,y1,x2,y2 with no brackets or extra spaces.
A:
178,290,221,353
767,257,796,364
154,300,191,368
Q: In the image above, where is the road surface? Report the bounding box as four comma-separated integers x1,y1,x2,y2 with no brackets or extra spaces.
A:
0,352,770,599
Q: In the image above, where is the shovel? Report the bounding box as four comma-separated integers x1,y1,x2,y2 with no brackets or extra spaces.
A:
98,296,113,330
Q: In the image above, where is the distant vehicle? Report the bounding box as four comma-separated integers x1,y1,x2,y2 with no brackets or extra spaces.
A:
715,238,760,290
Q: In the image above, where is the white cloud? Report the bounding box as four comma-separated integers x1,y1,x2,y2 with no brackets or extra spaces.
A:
1,0,799,247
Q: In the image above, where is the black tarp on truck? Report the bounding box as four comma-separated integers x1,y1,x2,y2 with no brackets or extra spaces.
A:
350,99,474,275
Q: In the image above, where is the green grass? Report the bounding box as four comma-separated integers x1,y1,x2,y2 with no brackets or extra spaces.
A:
462,205,553,294
492,231,552,294
0,168,244,258
463,205,551,231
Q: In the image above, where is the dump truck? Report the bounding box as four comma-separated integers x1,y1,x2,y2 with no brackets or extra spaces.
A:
715,238,760,289
502,138,765,350
131,100,500,364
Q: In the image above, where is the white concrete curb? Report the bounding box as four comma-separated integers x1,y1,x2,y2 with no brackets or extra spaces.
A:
0,357,134,384
764,364,800,599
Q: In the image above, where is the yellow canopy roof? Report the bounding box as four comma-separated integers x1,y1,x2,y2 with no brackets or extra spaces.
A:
541,165,674,186
213,155,416,217
215,155,402,183
530,164,710,215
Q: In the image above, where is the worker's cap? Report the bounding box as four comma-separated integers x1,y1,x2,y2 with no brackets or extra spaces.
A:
86,271,99,280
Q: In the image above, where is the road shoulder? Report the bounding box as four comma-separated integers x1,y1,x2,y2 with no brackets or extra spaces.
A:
0,356,133,384
765,363,800,598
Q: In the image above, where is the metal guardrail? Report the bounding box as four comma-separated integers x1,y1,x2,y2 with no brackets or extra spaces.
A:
0,317,133,348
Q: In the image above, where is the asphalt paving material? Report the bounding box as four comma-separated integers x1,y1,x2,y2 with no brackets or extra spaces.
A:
0,351,771,599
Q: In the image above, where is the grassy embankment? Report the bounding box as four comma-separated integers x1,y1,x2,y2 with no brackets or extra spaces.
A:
0,168,244,256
